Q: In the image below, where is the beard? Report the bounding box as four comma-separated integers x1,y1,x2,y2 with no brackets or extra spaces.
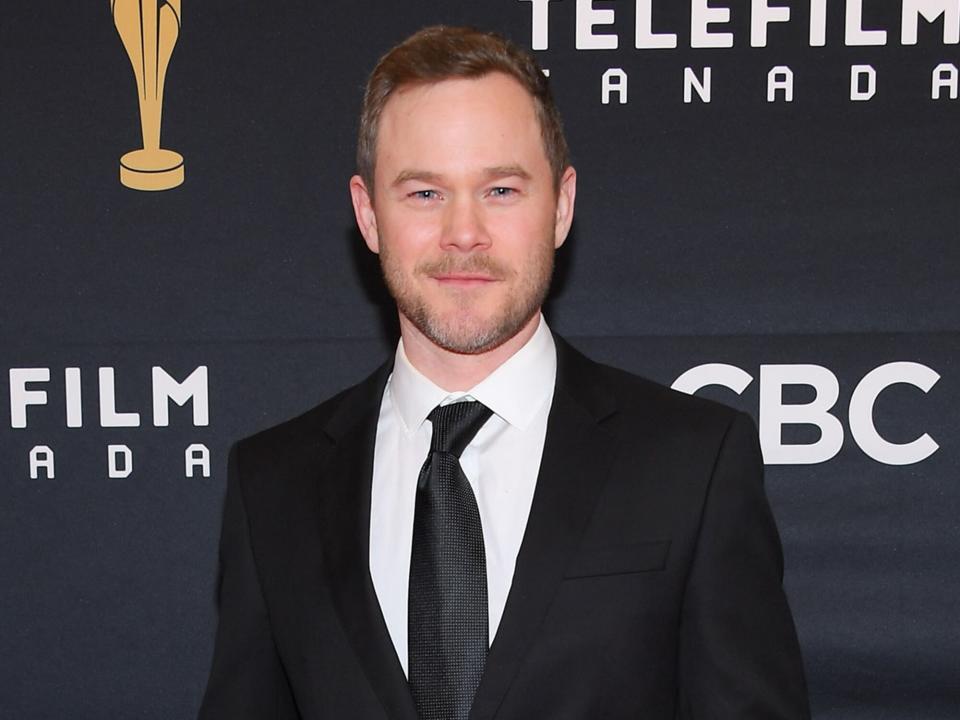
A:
379,242,555,355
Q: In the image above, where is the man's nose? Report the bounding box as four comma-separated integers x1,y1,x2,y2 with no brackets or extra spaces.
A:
441,198,490,252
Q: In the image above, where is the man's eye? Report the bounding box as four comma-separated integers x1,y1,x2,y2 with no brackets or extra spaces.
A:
489,187,516,198
410,190,439,201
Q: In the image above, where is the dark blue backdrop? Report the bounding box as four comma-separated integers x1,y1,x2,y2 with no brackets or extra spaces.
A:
2,2,957,717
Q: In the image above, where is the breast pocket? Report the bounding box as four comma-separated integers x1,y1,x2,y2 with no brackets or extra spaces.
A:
562,539,671,579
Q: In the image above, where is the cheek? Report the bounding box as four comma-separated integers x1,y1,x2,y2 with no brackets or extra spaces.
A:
501,198,555,232
380,221,436,267
493,212,555,256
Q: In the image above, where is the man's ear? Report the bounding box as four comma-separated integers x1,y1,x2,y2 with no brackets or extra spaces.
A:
554,166,577,249
349,175,380,253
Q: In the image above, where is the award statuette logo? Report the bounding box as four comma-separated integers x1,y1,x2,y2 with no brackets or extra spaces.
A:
112,0,184,191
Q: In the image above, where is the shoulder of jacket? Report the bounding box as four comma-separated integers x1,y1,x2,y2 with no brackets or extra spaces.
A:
234,360,389,463
557,336,746,438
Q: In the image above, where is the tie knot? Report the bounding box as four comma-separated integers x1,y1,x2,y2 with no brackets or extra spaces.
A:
427,401,493,458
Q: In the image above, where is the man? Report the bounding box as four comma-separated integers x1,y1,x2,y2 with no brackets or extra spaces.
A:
199,25,810,720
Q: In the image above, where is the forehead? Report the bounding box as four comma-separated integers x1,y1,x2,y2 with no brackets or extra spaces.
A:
375,72,547,178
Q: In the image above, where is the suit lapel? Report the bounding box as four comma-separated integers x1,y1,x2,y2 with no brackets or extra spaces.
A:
318,363,419,720
469,337,619,720
313,338,619,720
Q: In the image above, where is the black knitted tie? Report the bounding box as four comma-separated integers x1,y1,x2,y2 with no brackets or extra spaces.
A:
408,400,494,720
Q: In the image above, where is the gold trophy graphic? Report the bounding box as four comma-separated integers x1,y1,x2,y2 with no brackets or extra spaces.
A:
112,0,184,191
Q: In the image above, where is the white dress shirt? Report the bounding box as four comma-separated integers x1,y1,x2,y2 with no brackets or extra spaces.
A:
368,315,557,676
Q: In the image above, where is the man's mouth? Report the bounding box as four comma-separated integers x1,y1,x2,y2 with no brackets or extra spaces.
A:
431,272,498,286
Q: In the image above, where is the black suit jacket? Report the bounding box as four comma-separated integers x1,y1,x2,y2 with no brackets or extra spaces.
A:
199,337,810,719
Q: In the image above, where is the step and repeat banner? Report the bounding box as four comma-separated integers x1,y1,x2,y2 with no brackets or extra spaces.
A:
1,2,957,718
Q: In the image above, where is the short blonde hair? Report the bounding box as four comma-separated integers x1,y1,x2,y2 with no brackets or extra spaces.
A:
356,25,570,191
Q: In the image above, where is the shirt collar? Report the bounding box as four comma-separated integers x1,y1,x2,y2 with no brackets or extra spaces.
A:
388,314,557,435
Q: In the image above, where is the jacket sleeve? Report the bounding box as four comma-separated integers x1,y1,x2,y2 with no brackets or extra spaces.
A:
678,411,811,719
197,443,292,719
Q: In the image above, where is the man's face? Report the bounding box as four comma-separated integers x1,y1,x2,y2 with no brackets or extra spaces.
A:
350,72,576,355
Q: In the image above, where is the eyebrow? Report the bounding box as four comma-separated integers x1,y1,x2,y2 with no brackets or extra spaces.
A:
483,165,532,181
391,170,443,187
391,165,532,187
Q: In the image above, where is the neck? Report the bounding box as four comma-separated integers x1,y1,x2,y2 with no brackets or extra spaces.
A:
399,312,541,392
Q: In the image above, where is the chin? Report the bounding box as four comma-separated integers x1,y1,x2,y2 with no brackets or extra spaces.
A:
419,306,535,356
